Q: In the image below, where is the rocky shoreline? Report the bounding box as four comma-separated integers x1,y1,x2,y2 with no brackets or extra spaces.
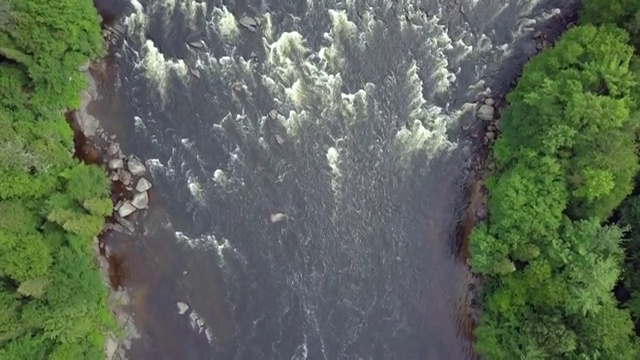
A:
458,20,570,335
71,22,149,359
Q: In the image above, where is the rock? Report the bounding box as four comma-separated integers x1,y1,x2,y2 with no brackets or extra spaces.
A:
476,104,495,121
78,60,90,72
136,178,153,192
110,134,117,140
108,158,124,170
114,201,123,211
118,169,133,186
270,213,286,223
485,131,496,141
118,201,137,218
105,335,118,360
109,172,120,182
483,97,495,106
132,191,149,209
116,215,136,234
476,205,487,220
107,142,121,156
536,42,543,50
112,24,126,35
462,123,471,131
189,68,201,79
274,134,285,145
187,40,205,49
533,30,543,39
196,318,205,328
127,157,146,176
269,109,279,120
239,16,259,32
485,124,496,132
177,301,190,315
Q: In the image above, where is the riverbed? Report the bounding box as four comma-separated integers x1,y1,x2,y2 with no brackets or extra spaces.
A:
90,0,577,359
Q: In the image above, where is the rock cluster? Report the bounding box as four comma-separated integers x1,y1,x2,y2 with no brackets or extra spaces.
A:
471,97,501,147
102,23,126,48
532,30,552,52
106,147,152,220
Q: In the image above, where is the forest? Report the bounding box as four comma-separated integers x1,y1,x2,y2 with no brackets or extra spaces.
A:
469,0,640,358
0,0,114,359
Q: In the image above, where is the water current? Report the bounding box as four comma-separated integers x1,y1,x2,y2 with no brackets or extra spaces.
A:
91,0,577,358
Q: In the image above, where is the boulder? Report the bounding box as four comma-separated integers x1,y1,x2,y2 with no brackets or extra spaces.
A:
116,215,136,234
109,172,120,182
485,131,496,141
476,104,495,121
187,40,205,49
239,16,258,32
107,142,121,157
104,335,118,360
176,301,190,315
118,169,133,186
78,61,90,72
270,213,286,223
118,201,136,217
132,191,149,209
483,97,495,106
108,158,124,170
127,157,146,176
189,68,201,79
135,178,152,192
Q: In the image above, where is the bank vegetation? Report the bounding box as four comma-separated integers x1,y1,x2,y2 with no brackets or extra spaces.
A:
470,0,640,358
0,0,114,358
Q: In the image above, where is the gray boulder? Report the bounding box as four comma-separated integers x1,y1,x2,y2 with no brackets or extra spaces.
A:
135,178,152,192
127,157,146,176
477,104,495,121
107,142,121,157
270,213,286,223
108,158,124,170
117,201,136,217
176,302,190,315
132,191,149,209
239,16,258,32
118,169,133,186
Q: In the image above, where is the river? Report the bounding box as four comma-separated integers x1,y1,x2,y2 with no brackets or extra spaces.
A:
90,0,577,359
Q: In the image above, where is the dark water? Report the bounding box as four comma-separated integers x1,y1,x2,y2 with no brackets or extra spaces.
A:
91,0,577,359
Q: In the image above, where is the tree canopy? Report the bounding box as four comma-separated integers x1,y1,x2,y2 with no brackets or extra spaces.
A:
0,0,113,358
470,24,640,358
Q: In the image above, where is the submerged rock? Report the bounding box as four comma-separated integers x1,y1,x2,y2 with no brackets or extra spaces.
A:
477,104,495,121
127,157,146,176
135,178,152,192
176,302,190,315
132,191,149,209
118,201,136,218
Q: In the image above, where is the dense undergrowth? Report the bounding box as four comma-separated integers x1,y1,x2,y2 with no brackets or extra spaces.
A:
0,0,114,359
470,0,640,358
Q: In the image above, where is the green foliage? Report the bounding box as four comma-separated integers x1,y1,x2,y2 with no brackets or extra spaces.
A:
0,0,112,358
581,0,640,48
470,24,640,359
